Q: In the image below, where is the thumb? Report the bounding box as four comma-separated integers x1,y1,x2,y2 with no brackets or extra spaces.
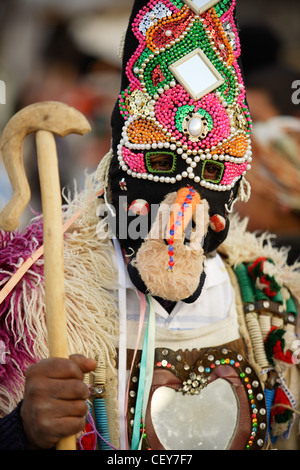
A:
69,354,97,374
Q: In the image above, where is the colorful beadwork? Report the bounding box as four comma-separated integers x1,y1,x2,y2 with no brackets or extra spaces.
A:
166,186,198,271
123,148,147,173
117,0,252,190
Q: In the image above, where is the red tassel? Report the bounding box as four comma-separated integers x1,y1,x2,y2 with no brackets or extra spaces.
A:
79,423,97,450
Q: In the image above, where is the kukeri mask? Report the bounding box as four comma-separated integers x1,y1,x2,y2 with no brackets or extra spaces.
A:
106,0,252,301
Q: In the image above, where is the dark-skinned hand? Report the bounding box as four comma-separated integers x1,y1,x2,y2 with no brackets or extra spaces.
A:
20,354,97,449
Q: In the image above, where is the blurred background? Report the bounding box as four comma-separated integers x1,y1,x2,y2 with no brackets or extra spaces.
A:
0,0,299,261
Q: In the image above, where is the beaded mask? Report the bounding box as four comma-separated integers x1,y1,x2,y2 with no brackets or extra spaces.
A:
108,0,252,301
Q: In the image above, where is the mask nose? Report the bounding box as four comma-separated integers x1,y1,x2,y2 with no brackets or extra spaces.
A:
165,186,201,243
165,187,204,272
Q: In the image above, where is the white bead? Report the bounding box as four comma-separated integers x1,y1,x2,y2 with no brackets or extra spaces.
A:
188,116,203,137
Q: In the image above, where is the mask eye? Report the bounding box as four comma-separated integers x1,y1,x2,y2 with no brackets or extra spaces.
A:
202,160,224,183
146,152,176,173
128,199,150,216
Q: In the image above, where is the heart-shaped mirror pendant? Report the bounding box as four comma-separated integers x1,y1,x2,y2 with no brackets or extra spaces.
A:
151,378,238,449
127,346,267,450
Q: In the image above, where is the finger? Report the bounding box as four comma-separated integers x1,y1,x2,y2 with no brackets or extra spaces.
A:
56,416,87,439
52,399,89,419
45,416,87,443
26,357,93,381
69,355,97,374
48,378,90,401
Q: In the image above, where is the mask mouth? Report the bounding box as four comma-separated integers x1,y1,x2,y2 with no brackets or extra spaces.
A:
130,187,210,301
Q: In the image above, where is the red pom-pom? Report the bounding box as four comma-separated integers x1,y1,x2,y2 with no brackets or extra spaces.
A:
79,423,96,450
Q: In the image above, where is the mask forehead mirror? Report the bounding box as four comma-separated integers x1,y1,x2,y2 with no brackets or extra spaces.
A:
169,48,224,101
182,0,221,15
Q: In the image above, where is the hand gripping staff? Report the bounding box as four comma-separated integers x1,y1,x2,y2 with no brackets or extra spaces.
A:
0,101,91,450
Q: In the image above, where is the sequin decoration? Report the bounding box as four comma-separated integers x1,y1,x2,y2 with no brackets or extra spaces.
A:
117,0,252,191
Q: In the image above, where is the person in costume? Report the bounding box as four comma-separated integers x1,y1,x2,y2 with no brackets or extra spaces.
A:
1,0,300,451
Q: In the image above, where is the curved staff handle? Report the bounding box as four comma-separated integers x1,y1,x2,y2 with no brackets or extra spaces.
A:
0,102,91,450
0,101,91,230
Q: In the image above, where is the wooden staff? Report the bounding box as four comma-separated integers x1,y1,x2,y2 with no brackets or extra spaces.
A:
0,101,91,450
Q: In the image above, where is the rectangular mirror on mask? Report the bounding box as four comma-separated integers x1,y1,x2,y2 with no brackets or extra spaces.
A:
169,48,224,101
182,0,221,15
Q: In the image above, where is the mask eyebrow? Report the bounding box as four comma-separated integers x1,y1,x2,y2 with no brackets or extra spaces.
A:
145,151,176,173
